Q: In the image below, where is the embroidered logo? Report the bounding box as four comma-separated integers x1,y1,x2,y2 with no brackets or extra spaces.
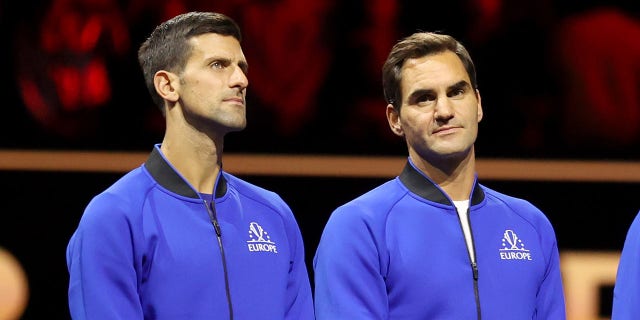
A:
499,229,531,261
246,222,278,253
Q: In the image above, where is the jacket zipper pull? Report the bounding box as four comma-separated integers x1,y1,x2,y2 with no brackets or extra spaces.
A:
213,219,222,237
472,262,479,280
204,200,222,237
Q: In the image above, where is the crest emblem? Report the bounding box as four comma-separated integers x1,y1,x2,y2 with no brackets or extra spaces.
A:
499,229,532,261
247,222,278,253
248,222,270,243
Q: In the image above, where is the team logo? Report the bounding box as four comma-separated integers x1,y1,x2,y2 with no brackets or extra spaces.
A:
247,222,278,253
499,229,532,261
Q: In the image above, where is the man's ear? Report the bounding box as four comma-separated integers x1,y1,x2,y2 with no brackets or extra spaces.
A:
154,70,180,103
386,104,404,136
476,89,483,122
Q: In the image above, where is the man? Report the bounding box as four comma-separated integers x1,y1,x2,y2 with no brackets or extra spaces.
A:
66,12,314,319
313,32,566,319
612,209,640,319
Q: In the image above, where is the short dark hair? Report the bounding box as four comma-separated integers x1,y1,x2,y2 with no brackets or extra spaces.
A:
382,32,477,111
138,11,242,111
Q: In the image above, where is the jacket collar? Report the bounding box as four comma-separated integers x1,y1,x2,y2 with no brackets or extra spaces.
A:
399,160,484,206
144,146,227,199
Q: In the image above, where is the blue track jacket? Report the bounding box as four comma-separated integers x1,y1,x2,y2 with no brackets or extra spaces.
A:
612,210,640,319
67,145,314,319
314,159,566,319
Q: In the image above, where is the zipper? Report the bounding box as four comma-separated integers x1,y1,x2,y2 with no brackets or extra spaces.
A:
204,200,234,320
457,206,481,320
467,208,481,320
471,260,481,320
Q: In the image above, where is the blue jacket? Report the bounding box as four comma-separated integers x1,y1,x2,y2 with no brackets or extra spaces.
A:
67,145,314,319
612,210,640,319
314,159,566,319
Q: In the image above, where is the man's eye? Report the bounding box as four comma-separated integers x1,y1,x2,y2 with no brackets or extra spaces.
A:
450,89,465,97
417,95,435,103
211,61,224,69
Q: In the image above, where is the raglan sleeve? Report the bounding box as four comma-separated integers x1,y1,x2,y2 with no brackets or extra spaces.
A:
612,210,640,319
66,193,144,320
313,204,388,319
534,216,567,320
281,204,315,320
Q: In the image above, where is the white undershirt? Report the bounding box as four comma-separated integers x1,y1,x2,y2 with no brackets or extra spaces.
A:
453,200,475,263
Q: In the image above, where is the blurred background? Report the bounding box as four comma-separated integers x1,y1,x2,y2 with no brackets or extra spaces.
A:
0,0,638,319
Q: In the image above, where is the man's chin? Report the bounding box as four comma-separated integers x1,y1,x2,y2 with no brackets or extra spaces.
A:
225,122,247,133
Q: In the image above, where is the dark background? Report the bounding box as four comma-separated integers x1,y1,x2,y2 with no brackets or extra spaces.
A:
0,0,639,318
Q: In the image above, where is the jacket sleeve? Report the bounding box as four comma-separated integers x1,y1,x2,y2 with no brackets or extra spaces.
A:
535,235,567,320
612,210,640,319
66,194,143,320
313,205,389,319
283,206,315,320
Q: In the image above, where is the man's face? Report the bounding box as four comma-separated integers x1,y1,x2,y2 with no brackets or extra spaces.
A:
177,33,249,135
387,50,483,163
